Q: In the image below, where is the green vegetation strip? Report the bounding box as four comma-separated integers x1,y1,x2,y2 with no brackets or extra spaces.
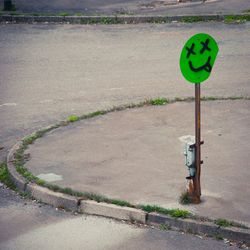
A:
224,15,250,23
215,218,248,229
0,162,16,190
0,12,250,24
139,205,190,218
5,96,250,229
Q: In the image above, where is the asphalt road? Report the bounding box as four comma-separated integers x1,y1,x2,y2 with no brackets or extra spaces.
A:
0,0,250,15
0,186,241,250
0,22,249,161
0,22,249,249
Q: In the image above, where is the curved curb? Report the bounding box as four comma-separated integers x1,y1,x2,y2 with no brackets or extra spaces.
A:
0,14,240,24
6,140,250,244
7,141,27,192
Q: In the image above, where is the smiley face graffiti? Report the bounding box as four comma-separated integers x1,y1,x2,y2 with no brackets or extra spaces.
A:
180,33,219,84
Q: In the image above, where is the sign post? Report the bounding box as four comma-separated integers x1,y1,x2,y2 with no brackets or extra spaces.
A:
194,83,201,202
180,33,219,203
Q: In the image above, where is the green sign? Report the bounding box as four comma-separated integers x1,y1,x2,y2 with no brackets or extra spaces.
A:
180,33,219,84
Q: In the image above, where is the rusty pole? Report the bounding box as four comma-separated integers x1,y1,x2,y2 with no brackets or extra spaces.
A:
193,83,201,203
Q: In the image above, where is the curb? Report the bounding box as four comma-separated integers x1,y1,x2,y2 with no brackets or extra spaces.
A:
26,182,78,211
148,213,250,243
80,200,146,223
6,141,250,245
0,14,233,24
7,141,27,192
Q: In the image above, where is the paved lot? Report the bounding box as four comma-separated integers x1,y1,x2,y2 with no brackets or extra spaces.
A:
1,0,250,15
25,100,250,224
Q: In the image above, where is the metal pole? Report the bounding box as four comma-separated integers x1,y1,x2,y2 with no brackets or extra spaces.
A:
194,83,201,203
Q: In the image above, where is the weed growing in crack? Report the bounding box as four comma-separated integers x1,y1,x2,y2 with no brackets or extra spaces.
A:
0,162,16,190
67,115,80,122
150,98,169,106
179,191,192,205
215,218,248,229
139,205,191,218
159,224,171,230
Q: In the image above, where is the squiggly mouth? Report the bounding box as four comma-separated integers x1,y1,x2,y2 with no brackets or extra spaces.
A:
189,56,212,73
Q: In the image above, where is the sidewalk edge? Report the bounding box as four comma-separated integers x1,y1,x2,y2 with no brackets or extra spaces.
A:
6,141,250,244
1,14,247,24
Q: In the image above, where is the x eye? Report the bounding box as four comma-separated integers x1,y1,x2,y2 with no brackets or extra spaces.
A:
200,39,211,54
186,43,196,59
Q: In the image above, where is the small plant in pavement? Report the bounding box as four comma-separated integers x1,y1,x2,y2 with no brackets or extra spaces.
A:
0,162,16,189
224,15,250,24
139,205,191,218
179,191,192,205
58,12,70,17
215,218,248,229
67,115,80,122
150,98,169,106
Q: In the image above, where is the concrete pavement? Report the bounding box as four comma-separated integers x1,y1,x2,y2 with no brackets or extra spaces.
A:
24,99,250,224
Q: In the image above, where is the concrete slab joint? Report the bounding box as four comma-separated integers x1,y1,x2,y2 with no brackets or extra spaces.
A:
26,183,78,212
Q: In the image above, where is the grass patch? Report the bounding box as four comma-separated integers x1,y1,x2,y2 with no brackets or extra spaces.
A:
19,191,33,199
181,16,203,23
150,98,169,106
139,205,190,218
224,15,250,24
80,16,121,25
215,218,234,227
75,13,83,16
58,12,70,17
80,110,107,119
215,218,248,229
100,17,117,24
0,162,16,189
16,165,37,182
201,96,246,101
179,191,192,205
81,192,135,207
109,199,134,207
170,209,190,218
201,96,217,101
35,179,46,186
67,115,80,122
22,133,38,145
1,13,249,25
